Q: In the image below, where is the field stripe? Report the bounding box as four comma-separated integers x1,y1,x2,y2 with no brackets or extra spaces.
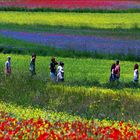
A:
0,0,140,9
0,29,140,55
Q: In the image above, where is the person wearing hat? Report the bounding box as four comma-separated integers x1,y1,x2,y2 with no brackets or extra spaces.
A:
5,56,11,75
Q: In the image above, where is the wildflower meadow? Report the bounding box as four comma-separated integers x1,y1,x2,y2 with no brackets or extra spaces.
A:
0,1,140,140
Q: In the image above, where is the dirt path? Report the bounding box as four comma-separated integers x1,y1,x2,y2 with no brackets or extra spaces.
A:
0,29,140,55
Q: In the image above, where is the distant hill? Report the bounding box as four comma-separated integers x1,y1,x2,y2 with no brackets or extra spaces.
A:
0,0,140,9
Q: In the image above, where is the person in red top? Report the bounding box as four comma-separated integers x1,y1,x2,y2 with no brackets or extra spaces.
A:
115,60,120,80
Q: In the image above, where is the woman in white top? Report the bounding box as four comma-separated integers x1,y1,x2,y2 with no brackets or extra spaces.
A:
134,64,139,82
57,62,64,82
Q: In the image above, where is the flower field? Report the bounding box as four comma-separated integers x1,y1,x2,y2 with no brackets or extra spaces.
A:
0,12,140,30
0,0,140,9
0,53,140,139
0,11,140,56
1,111,140,140
0,2,140,139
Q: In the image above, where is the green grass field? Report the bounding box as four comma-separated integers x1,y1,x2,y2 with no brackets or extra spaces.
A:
0,53,140,123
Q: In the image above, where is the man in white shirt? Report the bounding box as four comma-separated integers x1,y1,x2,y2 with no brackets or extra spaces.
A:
5,56,11,75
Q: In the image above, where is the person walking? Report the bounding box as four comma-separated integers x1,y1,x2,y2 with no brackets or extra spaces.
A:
49,57,58,81
29,53,36,76
5,56,11,75
57,62,64,82
115,60,120,80
133,64,139,82
109,63,116,82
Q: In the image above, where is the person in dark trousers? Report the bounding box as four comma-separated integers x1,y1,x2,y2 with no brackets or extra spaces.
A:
133,64,139,82
109,63,116,82
115,60,120,81
29,53,36,76
49,57,58,81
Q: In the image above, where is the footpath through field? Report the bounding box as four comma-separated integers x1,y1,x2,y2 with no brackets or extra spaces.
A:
0,29,140,55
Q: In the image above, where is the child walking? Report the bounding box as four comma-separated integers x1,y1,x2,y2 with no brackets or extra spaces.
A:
29,53,36,76
57,62,64,82
133,64,139,82
5,56,11,75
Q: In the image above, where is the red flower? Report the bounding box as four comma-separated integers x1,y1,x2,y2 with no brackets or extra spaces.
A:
37,133,49,140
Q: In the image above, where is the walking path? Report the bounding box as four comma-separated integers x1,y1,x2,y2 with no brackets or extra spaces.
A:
0,29,140,55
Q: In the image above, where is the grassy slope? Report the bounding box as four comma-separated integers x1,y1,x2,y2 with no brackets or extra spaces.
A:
0,54,140,122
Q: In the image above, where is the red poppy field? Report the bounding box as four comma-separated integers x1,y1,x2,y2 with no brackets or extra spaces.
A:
1,112,140,140
0,0,140,9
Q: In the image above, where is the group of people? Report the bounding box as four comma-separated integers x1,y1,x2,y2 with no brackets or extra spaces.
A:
4,54,139,83
109,60,139,83
109,60,120,82
5,54,64,82
49,57,64,82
